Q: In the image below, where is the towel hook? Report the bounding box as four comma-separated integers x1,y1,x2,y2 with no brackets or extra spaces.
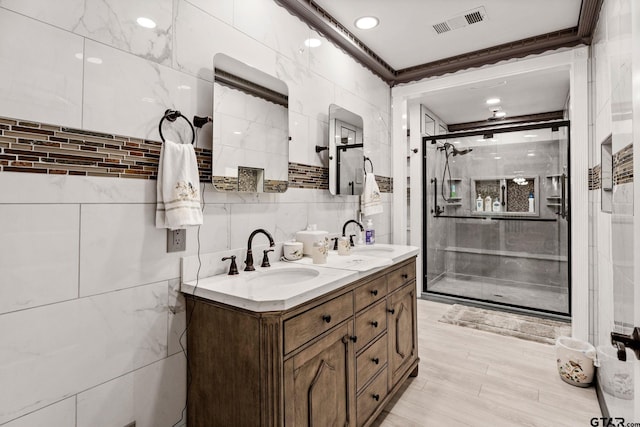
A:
159,109,195,144
364,156,373,175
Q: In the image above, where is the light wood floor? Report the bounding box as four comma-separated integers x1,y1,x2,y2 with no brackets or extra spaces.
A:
372,299,602,427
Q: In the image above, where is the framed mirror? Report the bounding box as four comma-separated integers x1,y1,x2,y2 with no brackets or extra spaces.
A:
328,104,364,195
212,53,289,193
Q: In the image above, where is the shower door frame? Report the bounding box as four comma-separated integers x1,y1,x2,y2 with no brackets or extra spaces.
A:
421,120,572,317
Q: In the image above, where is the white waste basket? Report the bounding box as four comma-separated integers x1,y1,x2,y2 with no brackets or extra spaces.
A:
556,336,597,387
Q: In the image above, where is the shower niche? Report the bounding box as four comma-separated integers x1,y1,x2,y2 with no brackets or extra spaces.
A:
470,176,539,216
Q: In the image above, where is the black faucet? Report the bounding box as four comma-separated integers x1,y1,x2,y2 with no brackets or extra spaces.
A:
342,220,364,247
244,228,275,271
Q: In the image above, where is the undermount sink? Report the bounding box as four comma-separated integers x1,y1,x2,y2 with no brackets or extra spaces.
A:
246,267,320,286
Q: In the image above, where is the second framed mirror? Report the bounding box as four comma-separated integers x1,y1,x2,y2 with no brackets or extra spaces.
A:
328,104,364,195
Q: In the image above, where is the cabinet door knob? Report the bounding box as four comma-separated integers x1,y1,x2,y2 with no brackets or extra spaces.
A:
370,289,378,296
349,335,358,343
372,357,379,365
322,315,331,323
388,308,395,315
371,320,378,328
401,273,409,279
372,393,380,401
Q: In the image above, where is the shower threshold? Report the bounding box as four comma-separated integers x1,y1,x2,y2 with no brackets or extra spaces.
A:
426,272,569,317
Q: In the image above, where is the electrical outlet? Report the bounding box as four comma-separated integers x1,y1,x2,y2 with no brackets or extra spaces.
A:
167,229,186,252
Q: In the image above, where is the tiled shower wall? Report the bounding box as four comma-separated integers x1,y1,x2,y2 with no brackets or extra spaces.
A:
0,1,393,426
589,0,636,418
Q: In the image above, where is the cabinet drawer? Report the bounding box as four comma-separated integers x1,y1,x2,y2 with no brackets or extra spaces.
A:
356,333,387,391
386,260,416,293
356,368,388,427
284,292,354,354
354,275,387,313
354,300,387,352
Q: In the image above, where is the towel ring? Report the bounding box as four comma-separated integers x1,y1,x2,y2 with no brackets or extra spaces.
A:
159,109,195,144
364,157,373,175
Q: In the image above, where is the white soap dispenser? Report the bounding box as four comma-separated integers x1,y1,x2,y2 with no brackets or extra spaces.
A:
476,194,483,211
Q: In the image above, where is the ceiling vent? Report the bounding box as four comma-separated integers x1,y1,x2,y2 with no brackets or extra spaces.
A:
432,6,487,35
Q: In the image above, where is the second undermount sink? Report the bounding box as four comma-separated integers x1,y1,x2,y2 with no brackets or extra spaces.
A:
246,267,320,286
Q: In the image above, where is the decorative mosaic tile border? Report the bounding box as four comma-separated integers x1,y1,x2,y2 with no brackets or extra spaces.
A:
613,143,633,185
589,165,601,190
0,116,212,181
589,143,633,190
288,162,329,190
0,115,393,193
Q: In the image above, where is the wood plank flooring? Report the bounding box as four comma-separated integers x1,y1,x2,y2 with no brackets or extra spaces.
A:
372,299,601,427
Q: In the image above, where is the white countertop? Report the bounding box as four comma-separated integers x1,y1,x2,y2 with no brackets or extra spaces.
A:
181,244,419,312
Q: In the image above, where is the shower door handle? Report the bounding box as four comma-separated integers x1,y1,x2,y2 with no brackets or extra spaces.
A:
560,173,567,219
501,185,506,206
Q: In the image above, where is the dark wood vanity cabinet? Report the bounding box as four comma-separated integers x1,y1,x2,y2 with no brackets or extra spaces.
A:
184,257,417,427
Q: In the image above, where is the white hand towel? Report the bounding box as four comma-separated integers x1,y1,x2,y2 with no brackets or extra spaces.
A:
361,172,383,216
155,139,203,229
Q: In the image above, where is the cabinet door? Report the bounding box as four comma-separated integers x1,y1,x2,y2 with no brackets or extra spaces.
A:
387,283,417,385
284,322,355,427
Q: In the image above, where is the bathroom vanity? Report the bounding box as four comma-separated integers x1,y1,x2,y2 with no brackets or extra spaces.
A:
181,246,418,427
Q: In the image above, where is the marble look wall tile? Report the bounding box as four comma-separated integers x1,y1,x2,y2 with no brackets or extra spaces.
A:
228,202,309,248
2,397,76,427
185,0,233,25
233,0,310,63
83,40,212,145
174,0,278,82
0,204,79,314
289,110,311,164
79,203,181,296
76,353,186,427
0,281,168,424
0,8,83,128
0,0,173,66
167,278,186,356
306,200,360,236
611,214,633,329
0,173,156,204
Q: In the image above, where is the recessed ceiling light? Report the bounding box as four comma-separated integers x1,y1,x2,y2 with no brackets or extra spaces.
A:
304,38,321,48
486,98,500,105
233,131,242,135
494,156,502,160
494,111,506,118
355,16,379,30
524,134,537,138
476,138,485,142
177,85,191,90
136,17,156,29
86,57,103,64
74,53,83,60
527,153,536,156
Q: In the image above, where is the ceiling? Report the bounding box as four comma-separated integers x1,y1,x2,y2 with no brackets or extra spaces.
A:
275,0,602,127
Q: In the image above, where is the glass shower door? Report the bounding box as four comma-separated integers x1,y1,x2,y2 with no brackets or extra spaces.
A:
422,121,570,316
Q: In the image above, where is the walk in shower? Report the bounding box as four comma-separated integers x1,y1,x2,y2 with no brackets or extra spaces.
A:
422,121,570,316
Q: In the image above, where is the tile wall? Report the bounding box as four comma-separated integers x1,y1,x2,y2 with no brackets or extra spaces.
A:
0,1,394,426
589,0,636,419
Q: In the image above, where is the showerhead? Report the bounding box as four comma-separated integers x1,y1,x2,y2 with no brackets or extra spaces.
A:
451,147,473,156
441,142,473,157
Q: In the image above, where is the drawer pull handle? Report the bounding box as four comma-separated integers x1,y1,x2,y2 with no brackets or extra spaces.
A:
322,315,332,323
388,308,395,315
372,357,379,365
401,273,409,279
349,335,358,343
370,289,378,296
372,393,380,401
371,320,378,328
